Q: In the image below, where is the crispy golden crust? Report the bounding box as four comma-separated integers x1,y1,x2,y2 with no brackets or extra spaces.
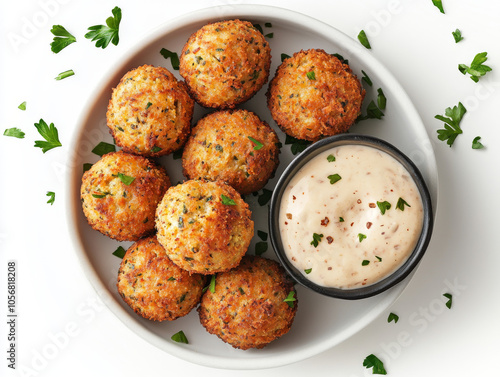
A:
179,19,271,109
198,256,297,350
182,109,280,195
155,180,253,275
107,65,194,157
81,151,171,241
267,49,365,141
117,236,206,321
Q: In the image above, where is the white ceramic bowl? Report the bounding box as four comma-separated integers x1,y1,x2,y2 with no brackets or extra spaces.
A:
66,4,438,370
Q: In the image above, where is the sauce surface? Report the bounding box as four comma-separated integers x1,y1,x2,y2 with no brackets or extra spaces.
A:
279,144,424,289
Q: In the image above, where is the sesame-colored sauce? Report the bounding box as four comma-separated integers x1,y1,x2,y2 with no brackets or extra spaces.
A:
279,144,424,289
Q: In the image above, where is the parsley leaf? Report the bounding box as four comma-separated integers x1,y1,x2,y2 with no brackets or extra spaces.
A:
328,174,342,184
117,172,135,185
358,30,371,49
435,102,467,147
160,48,180,70
310,233,324,247
46,191,55,205
34,119,62,153
208,275,216,293
50,25,76,53
359,234,367,243
83,163,93,173
18,101,26,111
92,141,116,156
452,29,463,43
377,201,391,215
459,52,492,83
388,312,399,323
472,136,484,149
257,230,268,241
396,197,411,211
285,134,312,155
362,259,370,266
85,6,122,49
264,33,273,39
257,188,273,206
248,136,264,150
255,241,268,256
221,194,236,205
357,99,385,122
4,128,25,138
443,293,452,309
55,69,75,81
284,291,296,308
339,217,344,222
171,330,188,344
304,268,312,274
281,53,291,62
112,246,126,259
306,70,316,80
361,70,373,86
327,154,336,162
432,0,445,14
363,354,387,375
377,88,386,110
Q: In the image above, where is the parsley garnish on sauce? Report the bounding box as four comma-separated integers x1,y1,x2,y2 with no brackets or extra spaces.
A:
358,234,367,243
46,191,55,205
50,25,76,53
55,69,75,80
171,330,188,344
432,0,445,14
435,102,467,147
4,128,25,139
459,52,492,83
327,154,336,162
85,6,122,49
357,30,371,49
361,259,369,266
388,312,399,323
248,136,264,150
112,246,126,259
304,268,312,274
34,119,62,153
284,291,296,308
160,48,180,70
472,136,484,149
92,141,116,156
363,354,387,375
328,174,342,184
310,233,324,247
396,197,411,211
221,194,236,205
377,201,391,215
452,29,463,43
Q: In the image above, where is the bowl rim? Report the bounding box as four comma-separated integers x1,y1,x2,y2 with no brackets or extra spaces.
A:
268,133,434,300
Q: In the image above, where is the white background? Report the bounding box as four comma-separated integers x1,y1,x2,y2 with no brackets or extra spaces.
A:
1,0,500,376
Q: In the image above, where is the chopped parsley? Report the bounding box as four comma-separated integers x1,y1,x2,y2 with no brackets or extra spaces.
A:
3,128,25,138
306,70,316,80
55,69,75,80
117,172,135,185
281,53,291,62
50,25,76,53
264,33,273,39
92,141,116,156
377,201,391,215
18,101,27,111
46,191,55,205
146,102,152,110
255,242,268,256
328,174,342,184
85,6,122,49
388,312,399,323
396,197,411,211
452,29,463,43
376,256,382,262
167,277,176,281
310,233,324,247
339,217,345,222
92,191,111,199
304,268,312,274
285,134,312,155
432,0,445,13
172,148,183,159
171,330,188,344
112,246,126,259
208,275,216,293
221,194,236,205
377,88,386,110
435,102,467,147
361,259,370,265
357,30,371,49
160,48,180,70
363,354,387,375
238,287,245,295
151,146,162,153
284,291,296,308
257,188,272,206
327,154,336,162
34,119,62,153
472,136,484,149
361,70,373,86
257,230,268,241
459,52,492,82
357,99,385,122
358,234,367,243
248,136,264,150
444,293,452,309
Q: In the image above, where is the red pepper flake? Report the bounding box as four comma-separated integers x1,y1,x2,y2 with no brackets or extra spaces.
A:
292,195,296,200
328,267,332,270
321,217,330,226
286,213,292,219
366,222,372,229
357,199,362,204
326,236,334,244
350,222,354,227
369,203,376,208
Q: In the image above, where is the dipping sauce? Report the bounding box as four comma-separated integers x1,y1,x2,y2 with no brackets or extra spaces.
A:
279,144,424,289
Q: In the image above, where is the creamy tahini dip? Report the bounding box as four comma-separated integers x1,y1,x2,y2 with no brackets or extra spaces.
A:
279,144,424,289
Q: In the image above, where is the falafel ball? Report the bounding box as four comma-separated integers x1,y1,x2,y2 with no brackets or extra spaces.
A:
117,236,206,321
107,65,194,157
267,49,365,141
198,255,298,350
179,19,271,109
81,151,171,241
155,180,253,274
182,109,280,195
